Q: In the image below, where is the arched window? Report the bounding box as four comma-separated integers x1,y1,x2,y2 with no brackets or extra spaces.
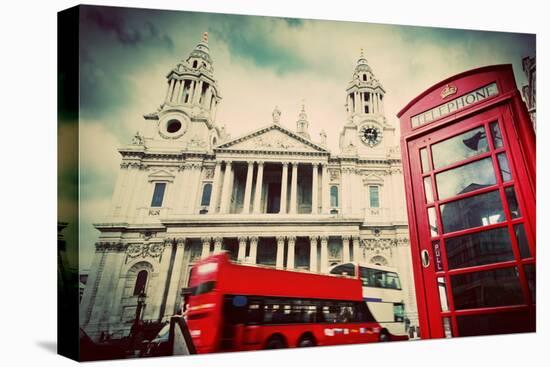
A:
201,183,212,206
192,60,198,68
370,255,389,266
330,186,339,207
133,270,148,295
363,74,367,81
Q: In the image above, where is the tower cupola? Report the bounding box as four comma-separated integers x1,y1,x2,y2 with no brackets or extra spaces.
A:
296,101,310,139
345,49,385,120
161,32,221,123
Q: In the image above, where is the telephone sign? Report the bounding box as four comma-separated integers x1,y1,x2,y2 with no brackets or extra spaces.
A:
398,65,536,339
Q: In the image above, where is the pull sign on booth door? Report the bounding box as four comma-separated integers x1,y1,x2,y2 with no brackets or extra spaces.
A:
398,65,536,339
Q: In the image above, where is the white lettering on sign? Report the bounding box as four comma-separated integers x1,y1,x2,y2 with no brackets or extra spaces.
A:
411,82,499,128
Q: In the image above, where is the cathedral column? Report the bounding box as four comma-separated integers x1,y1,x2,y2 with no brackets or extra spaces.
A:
340,168,348,215
219,161,233,214
352,236,362,263
280,162,289,214
290,162,298,214
177,80,183,103
369,92,374,114
201,237,211,259
208,161,222,214
237,236,247,261
242,161,254,214
287,236,296,270
320,235,329,273
164,80,173,103
188,80,196,104
248,236,258,264
164,238,186,319
188,164,203,214
253,161,264,214
309,236,318,272
342,235,351,263
276,236,285,269
321,163,329,214
193,80,203,104
150,239,174,321
213,237,223,254
204,87,212,107
311,163,319,214
174,164,190,214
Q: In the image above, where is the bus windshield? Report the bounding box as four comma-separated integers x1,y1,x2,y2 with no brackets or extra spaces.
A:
359,267,402,290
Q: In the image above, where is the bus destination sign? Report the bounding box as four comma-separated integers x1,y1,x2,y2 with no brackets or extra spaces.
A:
411,82,499,128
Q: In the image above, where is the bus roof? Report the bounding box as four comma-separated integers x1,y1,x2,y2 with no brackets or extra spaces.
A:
193,253,363,301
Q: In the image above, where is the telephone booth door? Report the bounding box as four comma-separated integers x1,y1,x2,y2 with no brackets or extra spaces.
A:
398,65,536,339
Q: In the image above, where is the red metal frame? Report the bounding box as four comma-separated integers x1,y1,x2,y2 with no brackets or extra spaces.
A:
397,65,536,339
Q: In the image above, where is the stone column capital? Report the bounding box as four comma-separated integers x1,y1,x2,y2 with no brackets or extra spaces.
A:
319,235,329,243
282,161,290,167
238,236,248,243
163,238,174,246
176,237,186,246
341,234,351,242
312,162,320,168
309,235,319,243
247,160,255,166
201,236,212,245
352,235,361,243
256,160,264,166
214,236,223,245
276,236,286,244
287,235,297,243
249,235,259,244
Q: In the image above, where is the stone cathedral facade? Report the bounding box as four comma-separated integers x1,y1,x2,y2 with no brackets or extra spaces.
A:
80,33,418,340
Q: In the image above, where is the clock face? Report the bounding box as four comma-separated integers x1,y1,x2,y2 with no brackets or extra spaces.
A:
359,124,382,147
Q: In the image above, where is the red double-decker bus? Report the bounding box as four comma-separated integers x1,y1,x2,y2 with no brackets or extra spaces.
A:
185,252,394,354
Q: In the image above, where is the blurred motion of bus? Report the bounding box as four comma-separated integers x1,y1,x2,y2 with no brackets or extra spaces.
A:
330,262,408,339
185,253,397,354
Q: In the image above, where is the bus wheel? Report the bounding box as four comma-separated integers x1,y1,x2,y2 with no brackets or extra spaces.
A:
379,330,390,342
265,335,286,349
297,335,316,347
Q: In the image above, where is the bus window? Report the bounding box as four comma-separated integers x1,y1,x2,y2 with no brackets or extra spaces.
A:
393,303,405,322
386,272,402,290
359,267,402,289
192,280,216,295
330,263,356,277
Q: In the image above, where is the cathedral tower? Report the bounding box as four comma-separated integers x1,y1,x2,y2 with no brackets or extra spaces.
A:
295,102,310,139
144,32,223,150
339,50,395,157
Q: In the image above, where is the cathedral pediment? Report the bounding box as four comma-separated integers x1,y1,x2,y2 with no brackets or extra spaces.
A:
215,124,329,154
148,170,175,182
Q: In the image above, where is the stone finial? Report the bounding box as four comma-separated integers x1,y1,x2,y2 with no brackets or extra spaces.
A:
319,129,327,145
132,131,144,145
202,31,208,43
272,106,281,124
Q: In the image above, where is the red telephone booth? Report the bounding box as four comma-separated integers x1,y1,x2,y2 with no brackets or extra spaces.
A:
398,65,536,339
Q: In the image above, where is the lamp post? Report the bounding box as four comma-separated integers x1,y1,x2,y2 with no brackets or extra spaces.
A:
135,290,147,325
130,290,147,351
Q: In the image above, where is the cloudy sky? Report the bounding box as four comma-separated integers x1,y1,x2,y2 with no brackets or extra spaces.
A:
64,5,535,270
